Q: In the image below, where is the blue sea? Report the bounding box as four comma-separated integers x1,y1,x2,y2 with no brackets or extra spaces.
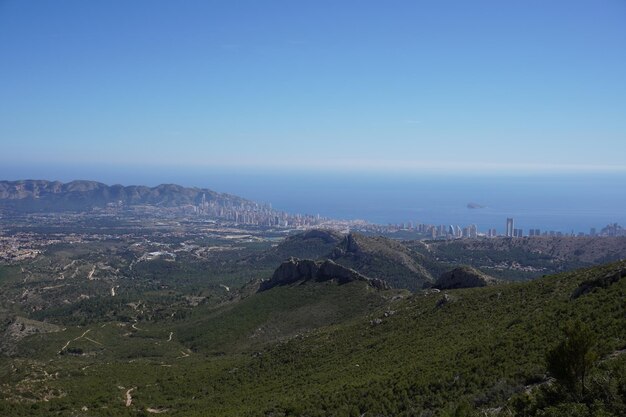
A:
196,171,626,234
4,166,626,234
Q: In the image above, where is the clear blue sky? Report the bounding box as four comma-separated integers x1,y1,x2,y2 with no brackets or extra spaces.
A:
1,0,625,177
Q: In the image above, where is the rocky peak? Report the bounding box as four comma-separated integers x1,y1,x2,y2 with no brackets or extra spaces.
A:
259,257,391,292
434,266,498,290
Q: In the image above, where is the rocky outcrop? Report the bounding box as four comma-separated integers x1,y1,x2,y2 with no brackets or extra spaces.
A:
330,233,433,291
259,257,391,292
1,316,61,355
434,266,498,290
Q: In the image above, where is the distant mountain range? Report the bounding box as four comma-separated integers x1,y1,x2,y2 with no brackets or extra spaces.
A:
0,179,251,212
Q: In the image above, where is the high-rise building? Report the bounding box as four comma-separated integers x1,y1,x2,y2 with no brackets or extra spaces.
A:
506,218,514,237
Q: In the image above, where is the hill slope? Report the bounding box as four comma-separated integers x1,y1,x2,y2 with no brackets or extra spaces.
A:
175,277,397,354
330,233,434,290
0,179,251,212
240,229,344,268
2,261,625,416
413,236,626,280
434,265,500,289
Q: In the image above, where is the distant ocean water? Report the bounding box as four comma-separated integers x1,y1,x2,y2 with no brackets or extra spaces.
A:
4,166,626,234
203,172,625,234
118,170,626,234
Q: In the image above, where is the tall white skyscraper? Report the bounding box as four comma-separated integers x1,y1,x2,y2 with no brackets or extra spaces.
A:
506,218,514,237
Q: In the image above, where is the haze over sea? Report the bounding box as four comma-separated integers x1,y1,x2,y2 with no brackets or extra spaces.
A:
4,164,625,234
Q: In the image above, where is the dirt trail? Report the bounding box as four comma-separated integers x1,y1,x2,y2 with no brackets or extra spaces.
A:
21,268,31,283
59,329,91,354
603,348,626,362
41,284,66,291
176,350,190,359
87,266,96,280
167,332,173,342
63,260,77,271
147,407,169,414
84,337,102,346
125,387,135,407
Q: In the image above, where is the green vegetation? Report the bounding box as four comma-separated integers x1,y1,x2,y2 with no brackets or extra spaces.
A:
1,257,625,416
412,237,626,281
331,233,434,290
546,320,599,400
3,225,626,416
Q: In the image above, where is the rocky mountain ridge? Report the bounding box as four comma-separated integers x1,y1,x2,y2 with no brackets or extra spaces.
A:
260,257,391,291
0,179,250,211
434,266,499,289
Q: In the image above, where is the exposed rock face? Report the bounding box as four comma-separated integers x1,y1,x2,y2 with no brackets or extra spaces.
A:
434,266,498,290
260,257,391,292
330,233,433,291
571,267,626,299
1,316,61,355
436,293,453,308
268,258,319,284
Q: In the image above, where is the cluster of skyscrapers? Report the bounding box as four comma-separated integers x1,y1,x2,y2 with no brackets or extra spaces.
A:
382,222,480,239
504,218,625,238
378,217,624,240
192,193,325,228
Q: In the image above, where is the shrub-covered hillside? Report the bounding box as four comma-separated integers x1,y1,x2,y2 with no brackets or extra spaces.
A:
1,260,625,416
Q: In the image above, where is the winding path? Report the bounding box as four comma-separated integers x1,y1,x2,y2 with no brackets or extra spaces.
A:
125,387,135,407
176,350,190,359
59,329,91,354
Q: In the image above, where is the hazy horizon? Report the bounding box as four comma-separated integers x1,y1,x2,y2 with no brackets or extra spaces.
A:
2,167,625,234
